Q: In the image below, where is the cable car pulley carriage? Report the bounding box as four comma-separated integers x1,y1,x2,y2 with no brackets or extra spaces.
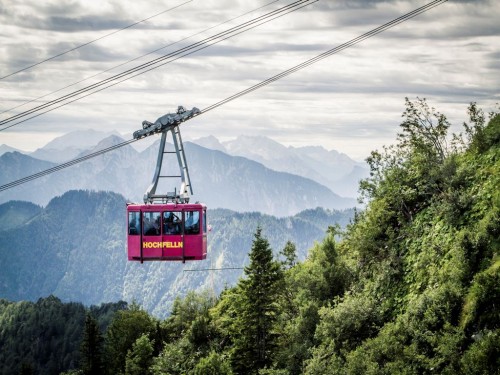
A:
126,106,207,262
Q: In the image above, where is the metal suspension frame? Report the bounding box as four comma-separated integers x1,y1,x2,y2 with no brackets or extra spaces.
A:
143,125,193,204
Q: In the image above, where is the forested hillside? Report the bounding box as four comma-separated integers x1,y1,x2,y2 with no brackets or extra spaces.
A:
0,296,127,375
1,100,498,375
0,200,41,231
300,101,500,374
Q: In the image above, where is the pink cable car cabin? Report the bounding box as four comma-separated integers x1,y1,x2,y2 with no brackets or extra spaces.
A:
127,106,207,263
127,203,207,262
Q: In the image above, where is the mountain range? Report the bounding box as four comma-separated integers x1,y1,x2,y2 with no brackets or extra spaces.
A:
30,129,122,163
197,134,368,198
0,130,364,216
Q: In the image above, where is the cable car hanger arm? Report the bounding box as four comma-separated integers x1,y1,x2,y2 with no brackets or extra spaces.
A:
137,106,198,204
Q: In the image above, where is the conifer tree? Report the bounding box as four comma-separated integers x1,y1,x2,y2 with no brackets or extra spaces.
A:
80,313,104,375
279,240,297,270
231,227,282,374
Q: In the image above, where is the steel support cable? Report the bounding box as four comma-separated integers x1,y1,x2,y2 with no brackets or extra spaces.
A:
0,0,310,127
0,0,281,117
0,1,316,134
0,0,193,81
0,0,314,129
0,0,448,192
184,268,244,272
201,0,448,114
0,0,312,135
0,139,139,191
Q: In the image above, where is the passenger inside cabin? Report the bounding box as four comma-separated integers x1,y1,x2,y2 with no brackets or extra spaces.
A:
143,217,156,235
163,211,181,235
185,212,193,227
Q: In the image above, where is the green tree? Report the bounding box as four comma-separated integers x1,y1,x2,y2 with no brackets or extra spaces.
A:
461,330,500,374
231,227,283,375
125,333,154,375
359,97,452,225
104,303,156,375
279,240,297,270
193,351,233,375
80,313,104,375
399,96,450,163
271,226,353,375
150,337,193,375
162,290,215,342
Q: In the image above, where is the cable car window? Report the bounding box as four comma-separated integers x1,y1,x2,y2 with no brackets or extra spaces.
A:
163,211,182,235
128,212,141,235
143,212,160,236
185,211,200,235
203,210,207,233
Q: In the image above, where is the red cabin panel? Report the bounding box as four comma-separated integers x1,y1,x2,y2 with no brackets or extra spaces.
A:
127,203,207,262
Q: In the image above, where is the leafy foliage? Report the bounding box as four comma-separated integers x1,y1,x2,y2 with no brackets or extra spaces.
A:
192,351,233,375
125,333,154,375
104,303,157,375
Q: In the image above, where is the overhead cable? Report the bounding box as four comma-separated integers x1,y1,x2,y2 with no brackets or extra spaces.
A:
184,268,245,272
0,0,280,117
0,139,139,192
0,0,448,192
0,0,193,81
0,0,315,130
201,0,448,114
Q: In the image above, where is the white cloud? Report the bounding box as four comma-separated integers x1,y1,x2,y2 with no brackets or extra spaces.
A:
0,0,499,161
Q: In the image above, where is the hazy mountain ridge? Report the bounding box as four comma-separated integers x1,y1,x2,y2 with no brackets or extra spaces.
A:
0,144,22,156
216,134,369,198
0,190,354,317
186,142,355,215
30,129,122,163
0,134,357,216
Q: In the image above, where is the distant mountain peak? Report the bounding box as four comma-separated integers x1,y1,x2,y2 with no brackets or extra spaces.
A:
28,130,126,163
0,144,23,157
40,129,122,151
74,134,137,162
193,135,226,152
92,134,127,149
223,134,288,161
232,134,284,147
0,150,50,163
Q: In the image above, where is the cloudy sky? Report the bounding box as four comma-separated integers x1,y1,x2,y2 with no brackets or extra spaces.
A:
0,0,498,160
